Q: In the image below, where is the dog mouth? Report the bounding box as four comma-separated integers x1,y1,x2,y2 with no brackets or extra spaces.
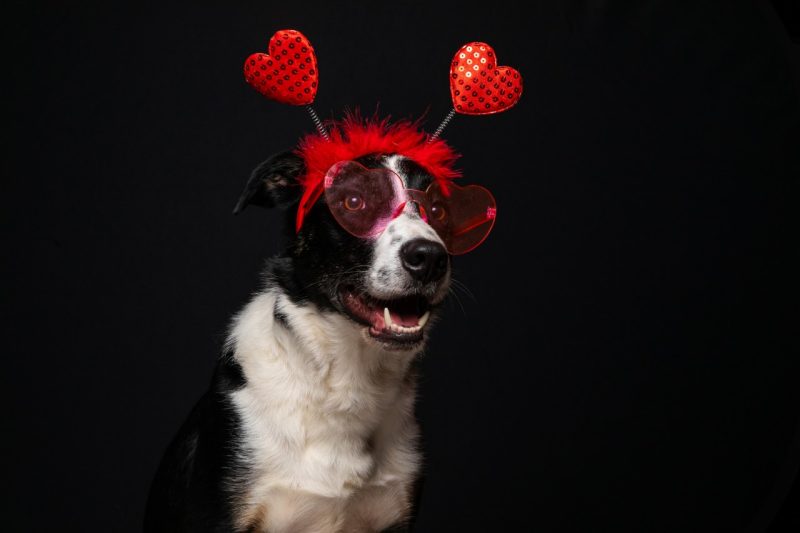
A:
338,285,432,346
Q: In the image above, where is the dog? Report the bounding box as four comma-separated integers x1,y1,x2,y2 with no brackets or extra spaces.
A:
145,131,462,531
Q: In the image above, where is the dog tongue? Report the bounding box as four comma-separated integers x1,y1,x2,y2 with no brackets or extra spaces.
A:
389,308,419,327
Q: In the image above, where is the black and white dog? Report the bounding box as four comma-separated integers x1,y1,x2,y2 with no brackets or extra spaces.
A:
145,150,453,532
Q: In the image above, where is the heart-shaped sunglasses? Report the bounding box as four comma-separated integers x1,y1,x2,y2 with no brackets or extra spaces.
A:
321,161,496,255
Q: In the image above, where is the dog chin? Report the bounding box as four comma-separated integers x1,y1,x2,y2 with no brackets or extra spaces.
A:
337,285,437,351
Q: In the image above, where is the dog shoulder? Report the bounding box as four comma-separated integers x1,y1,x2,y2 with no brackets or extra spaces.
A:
145,352,249,532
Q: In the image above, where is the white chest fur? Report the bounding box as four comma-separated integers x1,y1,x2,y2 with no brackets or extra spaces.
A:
227,291,420,532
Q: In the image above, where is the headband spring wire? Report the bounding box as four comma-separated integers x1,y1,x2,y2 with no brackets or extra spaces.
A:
429,108,456,142
306,105,330,141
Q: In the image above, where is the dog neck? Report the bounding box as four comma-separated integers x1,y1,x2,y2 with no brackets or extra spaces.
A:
227,285,418,428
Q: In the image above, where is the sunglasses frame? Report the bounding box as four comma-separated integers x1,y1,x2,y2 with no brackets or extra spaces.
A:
321,160,497,255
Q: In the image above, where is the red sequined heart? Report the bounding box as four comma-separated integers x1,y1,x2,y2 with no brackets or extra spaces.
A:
244,29,318,106
450,42,522,115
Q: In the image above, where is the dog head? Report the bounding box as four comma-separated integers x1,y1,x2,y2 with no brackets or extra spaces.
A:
235,150,452,352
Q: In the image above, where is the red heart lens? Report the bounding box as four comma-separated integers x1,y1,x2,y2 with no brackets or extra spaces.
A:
323,161,496,255
412,181,497,255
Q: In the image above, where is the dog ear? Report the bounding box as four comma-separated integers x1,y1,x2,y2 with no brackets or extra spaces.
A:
233,151,306,214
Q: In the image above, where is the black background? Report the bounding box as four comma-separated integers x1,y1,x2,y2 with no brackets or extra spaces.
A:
5,2,800,531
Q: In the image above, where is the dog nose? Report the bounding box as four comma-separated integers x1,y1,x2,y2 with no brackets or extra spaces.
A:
400,239,449,283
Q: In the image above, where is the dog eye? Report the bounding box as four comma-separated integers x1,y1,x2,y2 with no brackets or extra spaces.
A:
343,195,365,211
430,203,447,221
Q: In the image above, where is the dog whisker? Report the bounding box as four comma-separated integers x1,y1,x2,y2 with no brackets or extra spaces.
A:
446,286,468,317
449,277,477,303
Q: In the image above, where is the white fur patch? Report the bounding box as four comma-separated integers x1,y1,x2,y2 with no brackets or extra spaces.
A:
227,289,420,531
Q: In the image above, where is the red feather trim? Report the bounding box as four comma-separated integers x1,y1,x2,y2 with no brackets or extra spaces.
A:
293,115,461,232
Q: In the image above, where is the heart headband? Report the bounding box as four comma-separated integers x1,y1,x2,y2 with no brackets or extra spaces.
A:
243,29,523,231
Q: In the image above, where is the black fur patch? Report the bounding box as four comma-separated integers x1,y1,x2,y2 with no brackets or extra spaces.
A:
216,349,246,391
233,151,306,213
145,354,247,531
273,303,291,330
394,157,435,191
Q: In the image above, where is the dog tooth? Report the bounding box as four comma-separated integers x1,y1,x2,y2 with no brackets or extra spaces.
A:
384,307,393,328
418,311,430,327
384,320,425,335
